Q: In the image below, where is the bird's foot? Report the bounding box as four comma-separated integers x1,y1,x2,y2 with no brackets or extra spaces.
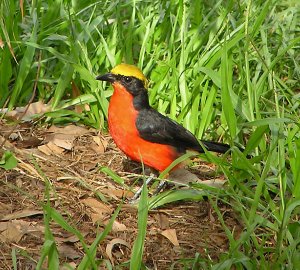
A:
152,180,167,196
129,174,171,203
129,174,155,203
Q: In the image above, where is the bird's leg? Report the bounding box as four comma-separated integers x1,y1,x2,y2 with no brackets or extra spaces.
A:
152,172,173,195
129,173,172,203
129,173,155,202
152,180,167,195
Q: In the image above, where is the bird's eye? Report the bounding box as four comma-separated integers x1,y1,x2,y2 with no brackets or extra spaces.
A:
124,76,132,83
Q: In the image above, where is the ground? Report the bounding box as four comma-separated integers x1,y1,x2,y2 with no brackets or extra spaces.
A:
0,119,243,269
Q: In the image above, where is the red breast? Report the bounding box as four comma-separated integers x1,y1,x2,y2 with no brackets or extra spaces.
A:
108,82,179,172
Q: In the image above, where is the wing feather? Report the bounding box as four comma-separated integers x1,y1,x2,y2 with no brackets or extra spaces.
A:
136,109,203,153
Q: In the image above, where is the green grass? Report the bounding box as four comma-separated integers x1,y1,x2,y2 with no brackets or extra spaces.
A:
1,0,300,269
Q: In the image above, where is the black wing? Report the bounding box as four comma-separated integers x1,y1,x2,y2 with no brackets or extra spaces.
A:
136,109,200,153
136,108,230,154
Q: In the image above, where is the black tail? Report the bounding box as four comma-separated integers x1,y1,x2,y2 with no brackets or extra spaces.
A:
200,140,230,154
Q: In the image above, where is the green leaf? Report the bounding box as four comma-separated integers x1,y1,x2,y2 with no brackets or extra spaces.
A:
100,167,124,185
149,189,205,209
288,222,300,240
36,240,59,270
244,125,269,155
7,11,37,109
52,63,74,109
241,118,293,127
0,151,18,170
221,35,237,138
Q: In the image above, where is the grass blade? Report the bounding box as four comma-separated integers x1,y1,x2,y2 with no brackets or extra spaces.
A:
130,177,148,270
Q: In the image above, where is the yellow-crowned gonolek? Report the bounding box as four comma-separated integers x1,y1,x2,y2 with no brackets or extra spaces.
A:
97,64,230,173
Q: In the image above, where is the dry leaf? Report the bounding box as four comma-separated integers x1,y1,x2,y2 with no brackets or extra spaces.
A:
83,161,98,171
0,135,16,150
58,244,81,259
16,179,23,188
101,188,134,200
200,179,226,188
0,222,23,242
43,125,92,151
55,233,87,244
169,168,226,188
161,229,179,246
169,168,200,185
106,238,130,265
209,208,215,223
63,234,83,243
1,101,50,121
111,220,127,232
16,136,42,149
82,198,112,223
209,233,227,246
71,80,87,114
82,198,112,212
89,142,105,154
48,125,89,136
37,144,52,155
38,141,64,155
52,136,73,150
18,160,42,179
1,209,43,221
0,220,43,243
92,136,108,153
90,213,102,223
103,220,127,232
0,222,8,232
45,133,76,149
157,214,169,230
0,202,12,215
61,262,77,270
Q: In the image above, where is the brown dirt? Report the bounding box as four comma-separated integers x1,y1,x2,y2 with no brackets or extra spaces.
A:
0,119,243,269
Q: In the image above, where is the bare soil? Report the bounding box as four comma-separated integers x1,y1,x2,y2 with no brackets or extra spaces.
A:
0,119,243,269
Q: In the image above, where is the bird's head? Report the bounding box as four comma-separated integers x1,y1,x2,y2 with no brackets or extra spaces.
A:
96,64,148,96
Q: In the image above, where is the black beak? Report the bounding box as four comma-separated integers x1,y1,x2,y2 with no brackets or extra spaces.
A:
96,73,116,83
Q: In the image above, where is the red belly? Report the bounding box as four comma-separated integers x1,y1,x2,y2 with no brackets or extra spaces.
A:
108,83,178,172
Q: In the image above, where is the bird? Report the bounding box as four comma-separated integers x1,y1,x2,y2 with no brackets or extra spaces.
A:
96,63,230,187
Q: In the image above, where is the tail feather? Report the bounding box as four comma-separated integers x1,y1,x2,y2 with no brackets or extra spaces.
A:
200,140,230,154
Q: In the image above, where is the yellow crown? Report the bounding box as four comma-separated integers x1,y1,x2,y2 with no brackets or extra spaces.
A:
111,64,148,87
